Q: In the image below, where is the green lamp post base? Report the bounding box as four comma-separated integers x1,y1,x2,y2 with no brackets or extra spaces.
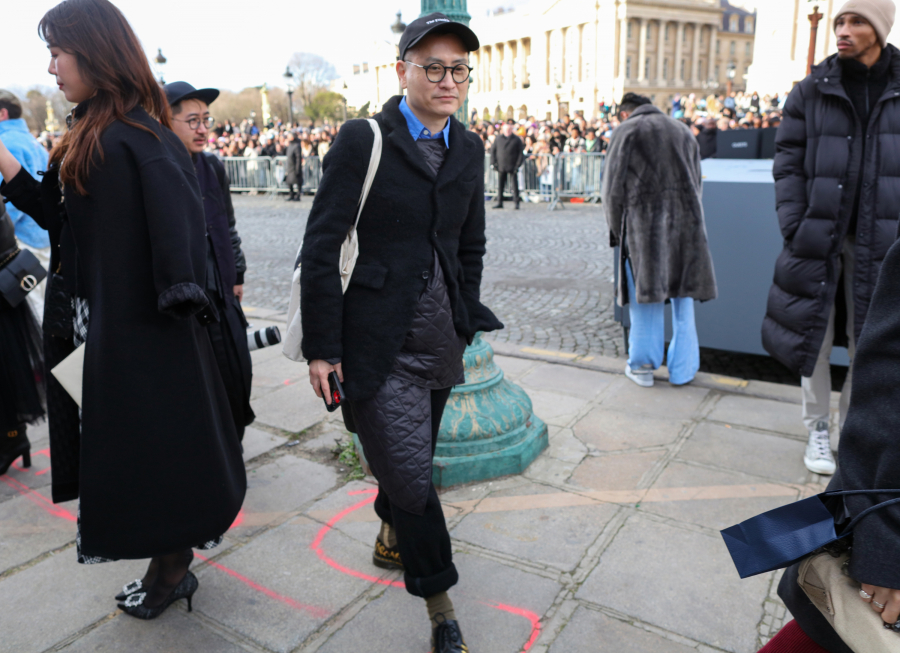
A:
353,334,548,489
432,334,548,487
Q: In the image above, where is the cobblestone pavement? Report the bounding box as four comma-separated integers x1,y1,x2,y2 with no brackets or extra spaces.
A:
236,195,624,358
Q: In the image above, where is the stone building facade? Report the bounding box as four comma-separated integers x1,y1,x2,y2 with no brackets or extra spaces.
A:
338,0,756,121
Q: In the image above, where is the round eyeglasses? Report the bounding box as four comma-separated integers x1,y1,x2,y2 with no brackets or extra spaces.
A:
175,116,216,131
403,61,473,84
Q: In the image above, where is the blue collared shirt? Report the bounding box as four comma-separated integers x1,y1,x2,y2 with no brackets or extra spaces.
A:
398,97,450,149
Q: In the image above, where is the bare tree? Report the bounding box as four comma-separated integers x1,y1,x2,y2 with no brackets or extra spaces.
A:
287,53,339,110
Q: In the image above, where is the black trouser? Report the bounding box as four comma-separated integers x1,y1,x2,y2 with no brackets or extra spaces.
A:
372,386,458,598
287,183,300,199
496,170,519,206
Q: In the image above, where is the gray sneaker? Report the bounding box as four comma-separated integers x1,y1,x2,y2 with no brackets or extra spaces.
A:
804,422,836,475
625,364,654,388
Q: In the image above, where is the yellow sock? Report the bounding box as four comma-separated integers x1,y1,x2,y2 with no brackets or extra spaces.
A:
426,591,456,627
380,521,397,548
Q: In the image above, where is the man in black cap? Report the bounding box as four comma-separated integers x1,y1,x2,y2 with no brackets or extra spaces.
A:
298,12,500,653
164,81,255,440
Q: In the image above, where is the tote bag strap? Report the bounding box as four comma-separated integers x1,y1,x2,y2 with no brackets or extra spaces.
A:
354,119,382,229
823,489,900,533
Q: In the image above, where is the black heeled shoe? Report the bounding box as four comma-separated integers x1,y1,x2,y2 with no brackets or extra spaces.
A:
0,427,31,476
118,570,199,620
115,549,194,600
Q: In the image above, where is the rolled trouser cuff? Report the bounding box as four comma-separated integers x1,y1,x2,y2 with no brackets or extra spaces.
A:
404,563,459,598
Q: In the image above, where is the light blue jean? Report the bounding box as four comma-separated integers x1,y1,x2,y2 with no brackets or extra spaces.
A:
626,261,700,385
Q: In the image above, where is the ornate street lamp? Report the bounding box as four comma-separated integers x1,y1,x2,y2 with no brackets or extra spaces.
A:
726,62,736,95
807,2,824,76
283,65,295,128
153,48,167,84
391,11,407,95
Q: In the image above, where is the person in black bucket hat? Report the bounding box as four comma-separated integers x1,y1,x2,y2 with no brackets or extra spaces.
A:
296,11,501,653
162,81,255,443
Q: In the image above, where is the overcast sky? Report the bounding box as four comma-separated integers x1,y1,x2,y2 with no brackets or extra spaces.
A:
2,0,528,94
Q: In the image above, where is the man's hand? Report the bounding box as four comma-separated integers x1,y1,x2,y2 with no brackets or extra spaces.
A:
860,582,900,625
233,285,244,302
309,359,344,405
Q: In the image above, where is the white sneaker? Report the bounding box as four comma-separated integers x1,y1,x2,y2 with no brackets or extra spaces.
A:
625,364,654,388
804,426,836,475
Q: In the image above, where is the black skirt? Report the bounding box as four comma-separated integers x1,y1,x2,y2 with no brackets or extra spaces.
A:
0,297,46,432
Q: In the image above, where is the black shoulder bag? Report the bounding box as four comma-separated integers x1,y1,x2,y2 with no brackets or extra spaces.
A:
0,248,47,308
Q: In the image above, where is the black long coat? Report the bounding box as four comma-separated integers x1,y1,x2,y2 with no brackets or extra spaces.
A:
300,95,503,401
763,47,900,376
1,106,246,560
779,233,900,653
285,141,303,186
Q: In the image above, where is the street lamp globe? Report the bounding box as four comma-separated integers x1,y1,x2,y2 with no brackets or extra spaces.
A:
153,48,167,84
390,11,407,40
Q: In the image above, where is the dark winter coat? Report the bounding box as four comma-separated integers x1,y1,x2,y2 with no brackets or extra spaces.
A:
195,152,246,297
602,104,718,305
490,133,524,172
1,106,246,560
779,233,900,653
696,127,717,159
285,141,303,186
762,46,900,376
299,95,503,402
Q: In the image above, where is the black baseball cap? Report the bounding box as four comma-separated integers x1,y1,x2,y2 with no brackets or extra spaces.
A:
398,13,480,61
163,81,220,107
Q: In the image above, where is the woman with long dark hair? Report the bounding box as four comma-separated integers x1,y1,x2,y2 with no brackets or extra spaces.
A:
0,0,245,619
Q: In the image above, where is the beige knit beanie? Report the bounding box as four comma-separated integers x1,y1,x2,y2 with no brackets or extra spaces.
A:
834,0,896,47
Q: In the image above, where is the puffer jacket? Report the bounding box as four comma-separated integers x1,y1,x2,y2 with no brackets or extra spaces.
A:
762,46,900,376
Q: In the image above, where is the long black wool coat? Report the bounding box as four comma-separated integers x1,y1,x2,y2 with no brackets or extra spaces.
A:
300,95,503,402
763,47,900,376
1,106,246,560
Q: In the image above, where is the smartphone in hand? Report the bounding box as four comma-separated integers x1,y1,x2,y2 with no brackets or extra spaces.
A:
323,371,345,412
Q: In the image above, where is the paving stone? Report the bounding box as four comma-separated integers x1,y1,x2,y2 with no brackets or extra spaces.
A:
192,519,378,653
523,455,578,485
0,487,77,574
304,481,382,547
577,514,771,652
524,389,592,427
451,482,618,571
643,461,800,531
0,548,148,653
250,354,309,401
570,451,665,491
707,395,807,438
0,446,54,501
317,551,561,653
548,606,698,653
599,379,710,419
518,363,617,400
232,455,338,537
59,609,246,652
547,426,589,463
573,408,687,452
493,354,538,380
300,429,347,452
241,425,287,462
250,382,328,434
679,422,812,484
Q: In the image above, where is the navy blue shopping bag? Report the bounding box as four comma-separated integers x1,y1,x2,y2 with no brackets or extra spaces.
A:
721,490,900,579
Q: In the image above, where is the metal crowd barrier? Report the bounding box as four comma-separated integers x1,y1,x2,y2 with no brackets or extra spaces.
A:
483,152,605,209
221,156,323,194
220,152,604,207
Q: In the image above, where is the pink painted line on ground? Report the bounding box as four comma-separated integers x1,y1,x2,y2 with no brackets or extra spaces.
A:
1,475,76,522
195,552,330,619
229,508,246,529
310,488,405,588
484,602,542,651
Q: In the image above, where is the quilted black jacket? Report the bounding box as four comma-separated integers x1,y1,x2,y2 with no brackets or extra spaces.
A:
762,46,900,376
299,96,502,401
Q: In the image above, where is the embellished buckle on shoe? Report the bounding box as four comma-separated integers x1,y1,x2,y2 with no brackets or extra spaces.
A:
123,591,146,607
122,579,142,595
